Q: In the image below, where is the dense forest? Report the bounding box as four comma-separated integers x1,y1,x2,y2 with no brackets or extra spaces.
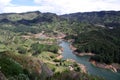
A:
72,28,120,64
0,11,120,80
62,11,120,64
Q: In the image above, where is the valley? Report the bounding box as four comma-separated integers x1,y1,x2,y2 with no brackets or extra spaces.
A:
0,11,120,80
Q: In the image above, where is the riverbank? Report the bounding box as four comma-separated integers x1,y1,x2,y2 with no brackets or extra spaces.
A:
57,47,64,59
78,63,87,73
90,60,120,72
59,41,87,73
69,43,120,73
66,59,87,73
69,44,95,56
74,52,95,56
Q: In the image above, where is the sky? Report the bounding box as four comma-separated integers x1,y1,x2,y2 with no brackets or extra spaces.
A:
0,0,120,14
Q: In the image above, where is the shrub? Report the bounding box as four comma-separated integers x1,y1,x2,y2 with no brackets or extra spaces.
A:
0,57,24,77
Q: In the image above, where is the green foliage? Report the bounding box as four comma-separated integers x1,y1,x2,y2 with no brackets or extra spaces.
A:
17,46,27,54
73,28,120,64
31,43,59,55
0,51,48,80
53,59,60,62
46,70,105,80
8,74,29,80
0,56,24,77
62,11,120,27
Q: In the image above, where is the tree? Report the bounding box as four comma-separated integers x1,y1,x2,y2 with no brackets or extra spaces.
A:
17,47,27,54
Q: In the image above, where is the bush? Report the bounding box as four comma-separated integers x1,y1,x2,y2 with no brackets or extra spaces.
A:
8,74,29,80
53,59,60,62
17,47,27,54
0,57,24,77
31,43,59,54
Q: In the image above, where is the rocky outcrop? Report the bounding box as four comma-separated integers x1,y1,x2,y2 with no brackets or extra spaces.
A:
90,60,120,72
70,44,77,51
74,52,95,56
66,59,87,73
78,63,87,73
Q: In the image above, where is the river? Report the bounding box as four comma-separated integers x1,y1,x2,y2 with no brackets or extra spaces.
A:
59,41,120,80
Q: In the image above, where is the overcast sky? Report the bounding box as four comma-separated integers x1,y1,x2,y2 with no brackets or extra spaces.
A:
0,0,120,14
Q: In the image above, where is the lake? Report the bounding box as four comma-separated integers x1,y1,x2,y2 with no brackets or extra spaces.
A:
59,41,120,80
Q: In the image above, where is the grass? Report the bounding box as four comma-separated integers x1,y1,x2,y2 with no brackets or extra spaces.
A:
36,51,81,73
37,52,57,60
0,29,81,75
36,51,68,72
0,44,6,51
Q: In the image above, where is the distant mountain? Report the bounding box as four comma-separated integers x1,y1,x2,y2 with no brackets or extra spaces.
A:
0,11,40,21
0,11,59,25
0,11,120,27
61,11,120,27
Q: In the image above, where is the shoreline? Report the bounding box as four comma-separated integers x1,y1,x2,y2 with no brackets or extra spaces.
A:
90,60,120,72
66,59,87,73
69,44,95,56
57,47,64,59
69,42,120,73
74,52,95,56
78,63,87,73
59,41,87,73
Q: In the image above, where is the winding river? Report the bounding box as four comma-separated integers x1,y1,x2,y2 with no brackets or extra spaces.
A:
59,41,120,80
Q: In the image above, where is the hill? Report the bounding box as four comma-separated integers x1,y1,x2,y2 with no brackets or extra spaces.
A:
61,11,120,27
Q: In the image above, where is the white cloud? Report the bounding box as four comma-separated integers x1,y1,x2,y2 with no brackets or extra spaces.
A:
33,0,120,14
1,0,120,14
3,5,57,13
34,0,42,4
0,0,12,12
0,0,11,5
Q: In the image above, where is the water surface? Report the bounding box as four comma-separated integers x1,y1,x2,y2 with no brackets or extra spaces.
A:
59,41,120,80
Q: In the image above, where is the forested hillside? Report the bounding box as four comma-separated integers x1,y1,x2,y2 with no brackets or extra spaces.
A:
61,11,120,27
72,28,120,64
62,11,120,64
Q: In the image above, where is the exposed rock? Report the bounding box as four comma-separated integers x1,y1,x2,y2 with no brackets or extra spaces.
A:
58,49,63,54
78,63,87,73
74,52,95,56
66,59,87,73
69,66,74,71
90,60,120,72
56,55,63,59
70,44,77,51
